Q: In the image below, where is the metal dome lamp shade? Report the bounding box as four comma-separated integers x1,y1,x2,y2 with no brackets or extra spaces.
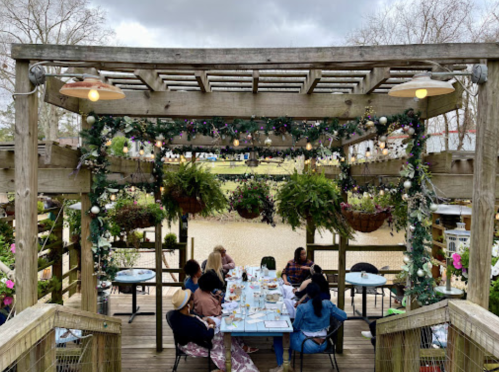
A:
388,73,455,99
59,75,125,101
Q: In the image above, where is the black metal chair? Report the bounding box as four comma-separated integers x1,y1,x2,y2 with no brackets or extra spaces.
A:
260,256,277,271
293,318,344,372
350,262,385,316
166,310,212,372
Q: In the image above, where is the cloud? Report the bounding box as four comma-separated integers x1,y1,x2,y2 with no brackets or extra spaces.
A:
91,0,392,48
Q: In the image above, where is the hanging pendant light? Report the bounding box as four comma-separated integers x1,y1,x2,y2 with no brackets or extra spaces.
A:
388,73,455,98
59,75,125,101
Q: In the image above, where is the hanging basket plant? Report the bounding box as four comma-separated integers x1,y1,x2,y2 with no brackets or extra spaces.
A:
228,179,275,224
340,194,392,233
109,200,166,233
276,171,352,238
162,161,227,221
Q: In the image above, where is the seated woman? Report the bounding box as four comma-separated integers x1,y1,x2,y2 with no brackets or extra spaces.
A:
184,259,202,293
169,289,260,372
193,270,224,317
270,283,347,372
281,247,314,286
205,251,226,290
294,264,324,297
284,272,331,318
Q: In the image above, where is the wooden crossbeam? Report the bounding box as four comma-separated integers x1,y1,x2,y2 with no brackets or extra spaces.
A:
252,70,259,93
12,43,498,69
134,70,167,91
300,69,322,94
44,77,79,112
354,67,390,94
0,168,91,193
77,89,428,119
195,71,211,92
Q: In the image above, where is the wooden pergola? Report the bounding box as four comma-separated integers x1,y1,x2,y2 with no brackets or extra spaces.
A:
8,43,499,360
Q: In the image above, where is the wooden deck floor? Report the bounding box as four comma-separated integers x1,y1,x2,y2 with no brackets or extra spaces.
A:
66,288,389,371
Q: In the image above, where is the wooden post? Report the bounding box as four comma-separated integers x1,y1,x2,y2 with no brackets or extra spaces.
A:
14,60,39,312
35,329,56,372
51,208,63,304
68,244,78,297
154,189,163,352
336,191,348,353
306,217,315,261
179,243,187,283
403,330,420,372
81,194,96,312
468,60,499,309
191,237,195,260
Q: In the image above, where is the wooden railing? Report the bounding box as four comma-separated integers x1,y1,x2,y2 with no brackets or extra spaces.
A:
376,299,499,372
0,303,121,371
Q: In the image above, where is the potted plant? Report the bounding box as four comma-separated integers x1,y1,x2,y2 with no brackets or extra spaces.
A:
228,179,275,223
275,171,352,237
162,161,227,220
109,200,166,233
164,233,178,250
340,193,392,233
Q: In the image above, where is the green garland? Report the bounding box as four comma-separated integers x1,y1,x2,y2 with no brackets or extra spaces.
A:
79,109,438,305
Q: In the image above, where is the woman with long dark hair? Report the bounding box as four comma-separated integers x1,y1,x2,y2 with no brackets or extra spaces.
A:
270,283,347,372
281,247,314,286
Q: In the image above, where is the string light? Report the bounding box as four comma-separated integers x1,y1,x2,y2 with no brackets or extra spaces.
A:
379,189,385,196
160,187,165,193
130,186,136,192
150,150,155,159
139,146,145,156
233,139,240,147
155,135,164,148
379,142,386,149
123,142,129,153
105,138,112,146
496,208,499,220
110,194,116,201
382,148,389,156
351,154,356,163
365,147,371,158
306,140,313,151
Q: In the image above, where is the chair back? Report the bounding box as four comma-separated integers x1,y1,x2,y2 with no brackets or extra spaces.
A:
166,310,183,355
260,256,276,271
327,317,343,346
350,262,378,274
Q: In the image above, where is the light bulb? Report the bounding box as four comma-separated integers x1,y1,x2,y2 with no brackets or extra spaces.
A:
150,151,155,159
415,89,428,99
168,157,172,162
496,212,499,221
382,148,389,156
139,146,145,156
379,142,386,149
160,187,165,193
88,89,100,102
123,142,129,153
379,190,385,196
233,139,240,147
156,140,162,148
110,194,116,201
130,186,136,192
340,157,345,162
105,139,112,146
365,148,371,158
306,142,313,151
351,155,356,163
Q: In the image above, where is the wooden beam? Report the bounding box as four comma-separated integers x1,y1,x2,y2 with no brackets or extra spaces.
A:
354,67,390,94
12,43,499,68
252,70,259,93
426,82,463,118
134,69,167,91
43,77,79,112
81,193,96,312
300,69,322,94
78,90,427,119
14,60,39,312
468,60,499,309
195,71,211,92
0,169,91,193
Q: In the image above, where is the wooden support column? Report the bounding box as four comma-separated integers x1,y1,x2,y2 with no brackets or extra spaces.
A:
468,60,499,309
154,187,163,352
81,194,96,312
306,217,315,261
68,244,78,297
336,190,348,354
14,60,39,312
51,208,63,304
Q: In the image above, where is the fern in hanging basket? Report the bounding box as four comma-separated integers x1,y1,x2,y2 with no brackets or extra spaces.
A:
109,200,166,233
162,162,227,221
228,179,275,225
340,193,392,233
276,171,352,238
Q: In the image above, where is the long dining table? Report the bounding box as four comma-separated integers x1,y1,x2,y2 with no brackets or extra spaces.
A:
220,266,294,372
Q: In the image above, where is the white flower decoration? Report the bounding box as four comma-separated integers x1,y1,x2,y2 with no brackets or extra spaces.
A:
492,243,499,258
491,260,499,278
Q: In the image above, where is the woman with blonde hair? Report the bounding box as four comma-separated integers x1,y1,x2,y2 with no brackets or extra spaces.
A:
205,251,225,289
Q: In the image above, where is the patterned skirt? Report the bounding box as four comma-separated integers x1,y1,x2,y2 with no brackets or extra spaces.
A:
179,332,259,372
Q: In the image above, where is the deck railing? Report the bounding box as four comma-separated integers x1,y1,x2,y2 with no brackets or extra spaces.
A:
0,303,121,371
376,299,499,372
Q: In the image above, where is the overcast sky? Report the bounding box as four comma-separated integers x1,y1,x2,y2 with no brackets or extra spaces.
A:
89,0,394,48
